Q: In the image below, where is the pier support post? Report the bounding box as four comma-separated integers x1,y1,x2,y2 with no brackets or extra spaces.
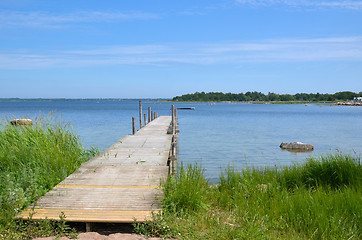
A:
139,101,142,128
170,105,177,175
132,117,136,135
144,113,147,125
148,107,151,123
86,222,94,232
170,155,176,175
171,105,175,135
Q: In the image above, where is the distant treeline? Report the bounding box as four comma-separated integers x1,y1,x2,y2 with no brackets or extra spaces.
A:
173,91,362,102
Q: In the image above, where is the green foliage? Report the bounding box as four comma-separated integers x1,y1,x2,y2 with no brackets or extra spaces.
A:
0,212,78,240
333,91,359,101
162,163,209,214
133,212,176,238
0,113,99,238
279,154,361,190
172,91,362,102
136,154,361,239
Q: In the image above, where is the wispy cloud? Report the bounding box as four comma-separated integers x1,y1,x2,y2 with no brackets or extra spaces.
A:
234,0,362,10
0,10,158,28
1,37,361,69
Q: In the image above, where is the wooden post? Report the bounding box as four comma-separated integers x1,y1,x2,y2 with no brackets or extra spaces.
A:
153,112,156,120
139,101,142,128
151,111,154,121
144,113,147,125
171,105,175,135
171,155,176,175
172,136,177,156
148,107,151,123
86,222,94,232
132,117,136,135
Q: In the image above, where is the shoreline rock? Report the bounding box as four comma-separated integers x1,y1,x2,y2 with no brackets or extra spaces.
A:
333,102,362,106
10,119,33,126
280,142,314,152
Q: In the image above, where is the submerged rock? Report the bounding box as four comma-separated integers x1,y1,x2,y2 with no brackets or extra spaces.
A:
10,119,33,126
280,142,314,151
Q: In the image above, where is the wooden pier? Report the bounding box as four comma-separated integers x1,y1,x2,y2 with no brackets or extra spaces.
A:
19,114,176,229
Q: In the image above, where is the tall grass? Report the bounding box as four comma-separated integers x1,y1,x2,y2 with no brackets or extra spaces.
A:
279,154,361,190
136,154,361,239
0,113,98,235
162,163,209,214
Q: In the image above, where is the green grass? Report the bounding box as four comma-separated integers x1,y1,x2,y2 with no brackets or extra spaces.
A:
0,113,99,239
135,154,361,239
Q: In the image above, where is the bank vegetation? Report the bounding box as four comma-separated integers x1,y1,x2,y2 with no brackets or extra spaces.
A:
136,154,361,239
0,113,98,239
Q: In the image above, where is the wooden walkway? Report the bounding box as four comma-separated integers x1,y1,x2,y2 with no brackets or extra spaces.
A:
19,116,173,225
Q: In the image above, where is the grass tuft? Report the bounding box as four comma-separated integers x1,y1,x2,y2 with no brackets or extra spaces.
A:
162,163,209,214
279,153,361,190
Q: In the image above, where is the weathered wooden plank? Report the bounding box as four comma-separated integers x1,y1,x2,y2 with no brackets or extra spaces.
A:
60,166,168,186
20,209,157,223
27,188,163,210
55,185,159,189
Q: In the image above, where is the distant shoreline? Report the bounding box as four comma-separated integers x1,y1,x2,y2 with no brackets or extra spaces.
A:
2,98,361,106
165,100,338,104
0,98,171,102
172,91,362,103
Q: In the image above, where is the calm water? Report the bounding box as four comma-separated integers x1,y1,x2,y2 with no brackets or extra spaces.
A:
1,100,361,180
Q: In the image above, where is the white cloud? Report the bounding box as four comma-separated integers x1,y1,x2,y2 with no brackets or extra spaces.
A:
234,0,362,10
1,37,361,69
0,10,158,28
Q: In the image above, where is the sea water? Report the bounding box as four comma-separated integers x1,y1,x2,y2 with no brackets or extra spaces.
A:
1,100,361,180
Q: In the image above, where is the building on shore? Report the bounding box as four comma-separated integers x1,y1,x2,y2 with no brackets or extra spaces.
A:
352,97,362,102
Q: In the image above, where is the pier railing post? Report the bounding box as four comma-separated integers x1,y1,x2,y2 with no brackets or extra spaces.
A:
148,107,151,123
144,113,147,125
132,117,136,135
171,105,175,135
139,100,142,128
170,105,178,175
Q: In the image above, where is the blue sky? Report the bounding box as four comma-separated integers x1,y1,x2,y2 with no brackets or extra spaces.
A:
0,0,361,98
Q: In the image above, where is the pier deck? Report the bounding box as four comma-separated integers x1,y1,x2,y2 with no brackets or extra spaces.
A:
19,116,172,224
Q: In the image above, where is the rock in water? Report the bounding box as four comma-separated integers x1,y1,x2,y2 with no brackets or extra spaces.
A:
10,119,33,126
280,142,314,151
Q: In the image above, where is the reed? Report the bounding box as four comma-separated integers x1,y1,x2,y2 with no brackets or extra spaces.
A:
0,113,99,238
136,154,361,239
